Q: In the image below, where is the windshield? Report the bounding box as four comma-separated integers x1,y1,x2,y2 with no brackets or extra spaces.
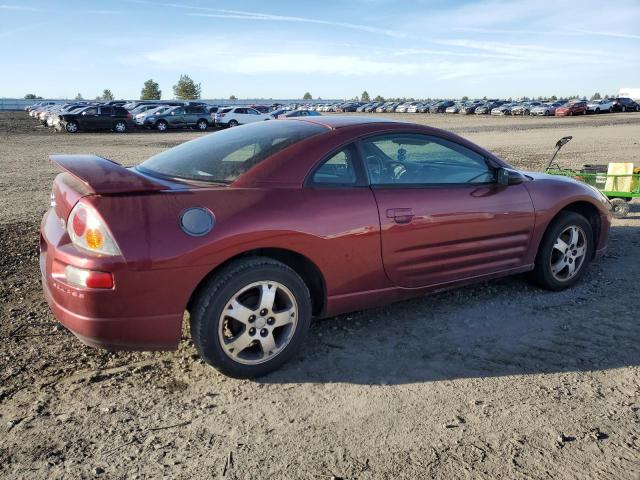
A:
137,121,327,184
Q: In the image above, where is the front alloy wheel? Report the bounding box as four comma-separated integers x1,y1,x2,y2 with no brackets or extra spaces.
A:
531,211,593,290
549,226,588,282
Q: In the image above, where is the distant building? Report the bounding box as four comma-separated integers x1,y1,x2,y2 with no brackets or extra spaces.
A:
619,87,640,101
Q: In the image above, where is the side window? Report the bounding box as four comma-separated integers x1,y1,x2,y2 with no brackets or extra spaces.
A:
310,145,358,186
84,107,97,115
235,108,247,114
362,134,494,185
247,108,260,115
99,106,113,115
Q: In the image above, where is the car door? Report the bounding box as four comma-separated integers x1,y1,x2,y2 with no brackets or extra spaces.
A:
245,108,263,123
97,106,114,129
168,107,185,127
361,132,535,288
78,106,98,128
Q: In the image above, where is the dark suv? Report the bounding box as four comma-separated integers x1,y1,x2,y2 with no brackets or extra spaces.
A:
57,105,132,133
612,97,640,112
142,105,211,131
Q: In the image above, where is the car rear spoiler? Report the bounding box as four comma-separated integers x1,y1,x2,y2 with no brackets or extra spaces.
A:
50,154,166,194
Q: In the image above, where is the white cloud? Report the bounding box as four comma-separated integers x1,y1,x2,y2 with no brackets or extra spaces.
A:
126,0,407,38
0,4,40,11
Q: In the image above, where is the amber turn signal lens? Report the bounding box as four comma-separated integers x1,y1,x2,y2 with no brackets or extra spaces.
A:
85,228,104,250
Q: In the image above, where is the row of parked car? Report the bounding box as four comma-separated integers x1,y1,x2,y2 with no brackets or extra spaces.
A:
25,101,322,133
302,97,640,116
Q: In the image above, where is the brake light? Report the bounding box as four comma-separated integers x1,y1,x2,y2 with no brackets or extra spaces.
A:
67,202,121,256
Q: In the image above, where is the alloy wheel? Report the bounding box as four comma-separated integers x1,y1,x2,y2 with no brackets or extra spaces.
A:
114,122,126,133
550,226,587,282
218,281,298,365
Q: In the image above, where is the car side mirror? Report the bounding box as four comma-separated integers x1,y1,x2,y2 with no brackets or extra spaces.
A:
497,168,525,186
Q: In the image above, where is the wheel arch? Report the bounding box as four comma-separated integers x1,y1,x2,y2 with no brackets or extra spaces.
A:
540,201,602,259
186,247,327,318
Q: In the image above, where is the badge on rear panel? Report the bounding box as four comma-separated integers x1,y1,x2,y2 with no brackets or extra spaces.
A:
180,207,214,236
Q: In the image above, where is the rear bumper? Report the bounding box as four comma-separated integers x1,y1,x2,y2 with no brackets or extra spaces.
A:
42,271,181,350
40,209,182,351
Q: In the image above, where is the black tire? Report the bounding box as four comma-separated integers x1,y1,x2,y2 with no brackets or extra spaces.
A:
610,198,630,219
156,120,168,132
114,120,127,133
228,119,239,127
531,211,594,291
190,257,312,378
196,119,208,131
65,121,79,133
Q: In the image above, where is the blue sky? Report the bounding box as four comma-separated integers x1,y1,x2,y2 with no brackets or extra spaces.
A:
1,0,639,100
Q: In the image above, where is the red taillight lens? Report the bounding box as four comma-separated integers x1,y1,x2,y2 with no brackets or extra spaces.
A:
72,207,86,236
67,202,121,256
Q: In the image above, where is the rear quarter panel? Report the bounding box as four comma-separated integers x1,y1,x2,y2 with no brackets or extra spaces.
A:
91,186,386,317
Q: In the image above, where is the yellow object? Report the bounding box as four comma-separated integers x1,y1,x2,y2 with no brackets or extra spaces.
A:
604,162,634,192
85,228,104,249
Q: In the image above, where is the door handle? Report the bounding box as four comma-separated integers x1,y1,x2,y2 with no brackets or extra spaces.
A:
386,208,414,224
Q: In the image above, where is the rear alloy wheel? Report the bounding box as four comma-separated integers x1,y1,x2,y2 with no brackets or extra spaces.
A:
228,119,239,127
196,119,208,131
190,257,312,378
156,120,168,132
531,212,593,291
114,121,127,133
610,198,630,218
65,121,79,133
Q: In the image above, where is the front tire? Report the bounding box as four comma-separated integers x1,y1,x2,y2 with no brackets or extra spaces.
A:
156,120,168,132
531,212,593,291
65,121,79,133
190,257,312,378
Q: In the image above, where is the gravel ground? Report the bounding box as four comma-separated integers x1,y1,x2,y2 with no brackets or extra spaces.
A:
1,111,639,479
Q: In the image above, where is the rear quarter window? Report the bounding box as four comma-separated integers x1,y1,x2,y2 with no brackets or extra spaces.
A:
138,121,327,183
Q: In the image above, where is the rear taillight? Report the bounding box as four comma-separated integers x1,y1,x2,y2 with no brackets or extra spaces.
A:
67,202,121,256
218,113,225,117
52,261,113,289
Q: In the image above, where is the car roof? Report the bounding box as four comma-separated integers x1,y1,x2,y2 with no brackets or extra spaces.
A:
289,115,399,130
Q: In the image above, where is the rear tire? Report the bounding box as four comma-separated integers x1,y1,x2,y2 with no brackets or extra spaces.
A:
228,119,239,127
610,198,630,218
531,211,593,291
196,119,208,131
190,257,312,378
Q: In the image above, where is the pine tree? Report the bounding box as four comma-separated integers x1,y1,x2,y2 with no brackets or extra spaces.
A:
173,75,201,100
140,79,162,100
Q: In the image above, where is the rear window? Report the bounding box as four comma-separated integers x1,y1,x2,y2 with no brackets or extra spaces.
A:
137,121,327,184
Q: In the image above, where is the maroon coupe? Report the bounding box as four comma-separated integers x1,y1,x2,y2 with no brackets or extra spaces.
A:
41,117,611,377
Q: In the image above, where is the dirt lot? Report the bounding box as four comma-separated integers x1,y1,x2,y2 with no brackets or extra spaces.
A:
1,111,639,479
